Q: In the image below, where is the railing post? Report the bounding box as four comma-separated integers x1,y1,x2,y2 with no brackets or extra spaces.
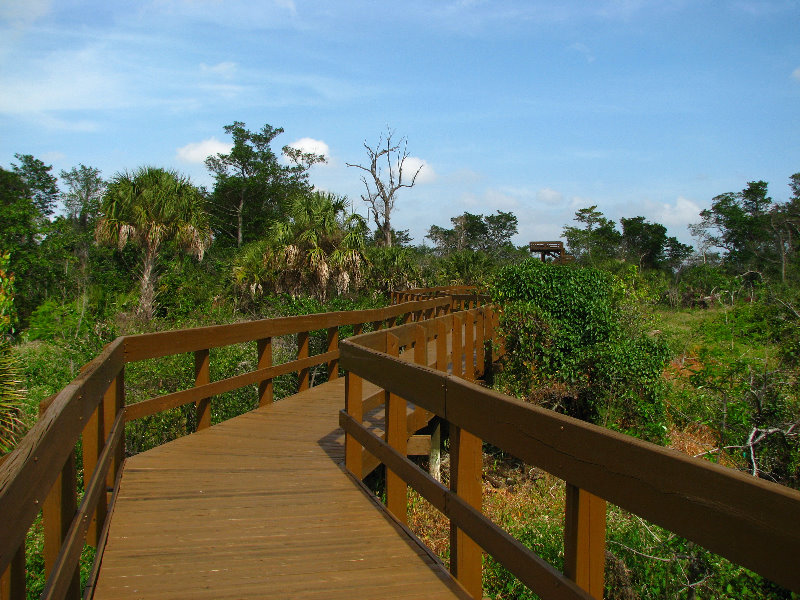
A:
476,310,485,377
344,369,363,478
82,395,106,547
452,314,463,379
385,333,407,525
42,449,79,599
449,425,483,598
464,310,475,381
327,327,339,381
0,544,25,600
257,338,273,406
195,349,211,430
297,331,310,391
436,320,448,373
371,319,383,332
104,370,124,499
564,485,607,599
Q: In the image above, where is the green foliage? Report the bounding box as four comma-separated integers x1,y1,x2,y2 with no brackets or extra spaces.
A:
491,259,670,442
426,210,519,258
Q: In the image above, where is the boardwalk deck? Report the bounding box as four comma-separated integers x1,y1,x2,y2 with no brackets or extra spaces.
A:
93,377,470,599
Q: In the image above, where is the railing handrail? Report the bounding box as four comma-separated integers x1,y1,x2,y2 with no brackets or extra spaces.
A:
0,293,480,598
339,310,800,597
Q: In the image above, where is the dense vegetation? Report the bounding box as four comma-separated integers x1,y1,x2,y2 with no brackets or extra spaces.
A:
1,126,799,598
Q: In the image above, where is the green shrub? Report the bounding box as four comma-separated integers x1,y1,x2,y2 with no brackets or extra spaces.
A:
490,259,670,442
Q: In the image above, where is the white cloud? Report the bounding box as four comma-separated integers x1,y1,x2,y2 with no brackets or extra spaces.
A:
200,62,238,79
652,196,702,227
0,0,51,26
402,156,437,184
176,137,232,164
569,42,596,63
792,67,800,81
288,137,330,160
536,187,564,205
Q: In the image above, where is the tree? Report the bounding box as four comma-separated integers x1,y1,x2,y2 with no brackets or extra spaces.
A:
426,210,518,256
12,153,58,220
233,192,367,299
693,180,777,276
205,121,324,247
96,167,212,320
61,164,105,228
346,128,422,247
562,205,621,264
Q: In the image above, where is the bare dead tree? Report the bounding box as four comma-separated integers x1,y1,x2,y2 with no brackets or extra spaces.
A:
346,128,422,247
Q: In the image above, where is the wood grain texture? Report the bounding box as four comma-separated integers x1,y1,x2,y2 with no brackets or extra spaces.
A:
94,377,470,599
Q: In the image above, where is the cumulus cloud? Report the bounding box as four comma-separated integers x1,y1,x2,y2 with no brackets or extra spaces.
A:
652,196,702,227
176,137,232,164
793,67,800,81
200,62,238,79
288,137,330,160
536,187,564,205
402,156,437,184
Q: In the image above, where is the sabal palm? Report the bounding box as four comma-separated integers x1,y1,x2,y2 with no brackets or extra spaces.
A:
235,191,366,299
96,167,211,319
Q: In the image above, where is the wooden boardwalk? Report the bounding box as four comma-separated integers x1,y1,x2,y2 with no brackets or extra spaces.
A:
92,377,470,599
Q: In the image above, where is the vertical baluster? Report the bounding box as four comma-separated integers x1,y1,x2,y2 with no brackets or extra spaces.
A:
195,349,211,430
452,314,463,378
476,310,485,377
449,425,483,599
42,443,79,599
344,369,363,477
297,331,310,391
257,338,273,406
384,333,407,525
82,395,106,547
564,485,607,599
0,544,26,600
464,310,475,381
104,371,124,499
327,327,339,381
436,320,448,373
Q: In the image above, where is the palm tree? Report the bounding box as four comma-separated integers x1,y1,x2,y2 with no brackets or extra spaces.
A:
233,192,367,300
96,167,212,320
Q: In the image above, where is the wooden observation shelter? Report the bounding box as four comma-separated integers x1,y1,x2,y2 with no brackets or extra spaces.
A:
529,240,575,263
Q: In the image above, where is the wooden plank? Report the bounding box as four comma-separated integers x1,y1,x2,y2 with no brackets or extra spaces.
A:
297,331,310,392
81,398,106,548
564,485,606,599
464,310,475,381
124,350,338,422
442,376,800,591
121,297,452,362
407,435,431,456
475,310,485,377
195,349,211,430
327,327,339,380
257,338,272,406
42,451,79,599
344,371,363,478
449,425,482,599
339,411,591,600
42,411,125,600
385,333,407,525
0,544,25,600
104,372,124,495
0,337,124,576
451,314,463,378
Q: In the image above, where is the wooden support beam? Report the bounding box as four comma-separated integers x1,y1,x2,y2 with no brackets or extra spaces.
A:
194,349,211,430
104,372,124,499
42,452,79,599
326,327,339,381
257,338,273,406
297,331,310,391
564,485,607,599
81,397,106,547
0,544,25,600
450,425,483,599
385,333,407,525
344,370,363,478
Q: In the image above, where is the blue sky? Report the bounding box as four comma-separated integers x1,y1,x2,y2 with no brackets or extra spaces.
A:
1,0,799,246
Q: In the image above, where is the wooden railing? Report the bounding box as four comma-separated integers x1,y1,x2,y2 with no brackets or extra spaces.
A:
339,309,800,599
0,295,462,600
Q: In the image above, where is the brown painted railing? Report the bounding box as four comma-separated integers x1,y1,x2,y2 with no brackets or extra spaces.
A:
0,295,461,600
339,309,800,599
